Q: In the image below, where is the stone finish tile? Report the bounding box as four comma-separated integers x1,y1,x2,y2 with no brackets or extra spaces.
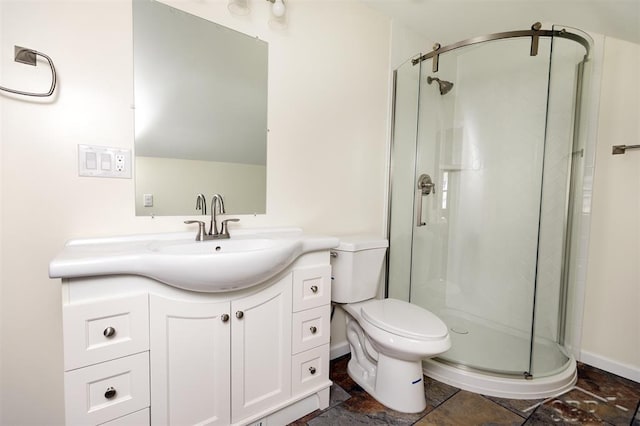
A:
574,362,640,425
307,406,407,426
524,400,609,425
423,375,459,407
552,387,635,425
484,394,545,418
287,383,351,425
288,409,321,426
414,390,525,426
336,384,429,425
329,383,352,408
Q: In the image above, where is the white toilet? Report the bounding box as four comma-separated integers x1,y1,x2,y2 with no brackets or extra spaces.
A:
331,237,451,413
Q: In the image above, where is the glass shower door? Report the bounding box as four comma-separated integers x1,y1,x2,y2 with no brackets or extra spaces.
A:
408,37,553,375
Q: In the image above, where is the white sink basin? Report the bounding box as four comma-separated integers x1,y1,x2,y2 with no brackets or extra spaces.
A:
49,229,338,292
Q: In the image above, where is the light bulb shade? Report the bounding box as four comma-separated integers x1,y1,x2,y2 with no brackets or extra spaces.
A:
271,0,286,17
228,0,250,15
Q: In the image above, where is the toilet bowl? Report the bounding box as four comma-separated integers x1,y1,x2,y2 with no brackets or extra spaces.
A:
331,237,451,413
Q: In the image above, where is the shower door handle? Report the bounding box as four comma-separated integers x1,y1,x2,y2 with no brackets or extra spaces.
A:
416,174,435,227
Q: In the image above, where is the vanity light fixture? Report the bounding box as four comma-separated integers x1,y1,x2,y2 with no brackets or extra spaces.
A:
267,0,287,29
268,0,286,17
227,0,287,28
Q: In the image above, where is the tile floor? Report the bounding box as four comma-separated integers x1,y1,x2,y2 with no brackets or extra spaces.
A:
290,355,640,425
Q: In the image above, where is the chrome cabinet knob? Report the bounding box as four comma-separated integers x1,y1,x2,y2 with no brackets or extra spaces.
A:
310,285,318,293
236,311,244,319
103,327,116,338
221,314,229,322
309,366,316,375
310,326,317,334
104,387,117,399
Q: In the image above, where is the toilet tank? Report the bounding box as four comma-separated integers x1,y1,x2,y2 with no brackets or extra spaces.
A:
330,237,389,303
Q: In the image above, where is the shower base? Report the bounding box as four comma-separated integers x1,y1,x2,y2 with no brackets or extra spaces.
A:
423,356,576,400
422,311,577,399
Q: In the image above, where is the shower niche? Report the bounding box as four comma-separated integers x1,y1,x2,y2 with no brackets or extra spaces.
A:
387,24,596,398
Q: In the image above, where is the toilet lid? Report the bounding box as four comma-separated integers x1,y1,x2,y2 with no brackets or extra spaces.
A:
360,298,448,341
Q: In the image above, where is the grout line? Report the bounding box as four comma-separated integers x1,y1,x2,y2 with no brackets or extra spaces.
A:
412,387,462,425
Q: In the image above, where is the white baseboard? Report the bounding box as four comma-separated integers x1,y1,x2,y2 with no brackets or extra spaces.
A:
580,350,640,383
330,342,350,360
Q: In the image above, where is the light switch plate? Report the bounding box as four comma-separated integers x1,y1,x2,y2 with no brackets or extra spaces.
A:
78,145,132,178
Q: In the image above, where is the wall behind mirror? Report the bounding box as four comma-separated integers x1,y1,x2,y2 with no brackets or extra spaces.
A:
133,0,268,216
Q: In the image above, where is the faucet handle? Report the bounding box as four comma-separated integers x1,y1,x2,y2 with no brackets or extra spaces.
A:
184,220,207,241
221,218,240,237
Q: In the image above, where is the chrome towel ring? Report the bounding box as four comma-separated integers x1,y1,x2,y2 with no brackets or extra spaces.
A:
0,45,57,97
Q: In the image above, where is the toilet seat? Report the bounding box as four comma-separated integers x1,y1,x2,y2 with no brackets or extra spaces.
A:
361,298,448,341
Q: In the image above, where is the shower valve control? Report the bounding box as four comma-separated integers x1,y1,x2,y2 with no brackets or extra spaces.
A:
418,174,435,195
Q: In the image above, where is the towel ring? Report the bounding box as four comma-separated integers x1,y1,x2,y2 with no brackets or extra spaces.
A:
0,46,57,97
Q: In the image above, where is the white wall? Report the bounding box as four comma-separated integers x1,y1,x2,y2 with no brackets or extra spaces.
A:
0,0,391,423
581,36,640,381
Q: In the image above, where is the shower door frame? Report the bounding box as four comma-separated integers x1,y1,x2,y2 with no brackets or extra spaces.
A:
386,24,592,379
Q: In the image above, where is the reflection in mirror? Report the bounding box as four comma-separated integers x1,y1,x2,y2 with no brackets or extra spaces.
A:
133,0,268,216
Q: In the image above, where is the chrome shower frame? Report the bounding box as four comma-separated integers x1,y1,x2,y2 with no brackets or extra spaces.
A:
413,22,591,72
386,22,594,395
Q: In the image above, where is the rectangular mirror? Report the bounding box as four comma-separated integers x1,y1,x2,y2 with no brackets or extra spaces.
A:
133,0,268,216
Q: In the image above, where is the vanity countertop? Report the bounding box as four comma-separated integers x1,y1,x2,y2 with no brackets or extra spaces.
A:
49,228,339,292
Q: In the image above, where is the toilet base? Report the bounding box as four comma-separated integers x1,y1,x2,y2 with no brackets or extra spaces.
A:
347,353,427,413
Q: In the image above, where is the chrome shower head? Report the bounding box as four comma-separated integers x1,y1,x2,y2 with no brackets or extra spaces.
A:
427,76,454,95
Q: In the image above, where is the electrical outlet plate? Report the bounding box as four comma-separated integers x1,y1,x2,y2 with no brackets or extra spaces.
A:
78,145,132,178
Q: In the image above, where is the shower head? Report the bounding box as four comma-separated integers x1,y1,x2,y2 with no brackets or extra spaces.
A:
427,76,454,95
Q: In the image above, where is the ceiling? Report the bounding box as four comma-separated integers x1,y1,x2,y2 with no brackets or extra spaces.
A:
362,0,640,46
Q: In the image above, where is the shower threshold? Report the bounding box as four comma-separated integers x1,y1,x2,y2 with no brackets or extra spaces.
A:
423,356,576,399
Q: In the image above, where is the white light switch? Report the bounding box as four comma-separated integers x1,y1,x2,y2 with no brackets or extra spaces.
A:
86,152,97,170
100,153,112,171
78,145,131,178
143,194,153,207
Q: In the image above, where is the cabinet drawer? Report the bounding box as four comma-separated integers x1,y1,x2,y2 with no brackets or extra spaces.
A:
64,352,150,426
291,344,330,395
292,305,330,354
63,294,149,370
292,266,331,312
100,408,149,426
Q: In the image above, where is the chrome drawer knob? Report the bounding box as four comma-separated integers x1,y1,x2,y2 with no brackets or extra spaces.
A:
104,387,117,399
309,366,316,375
221,314,229,322
310,326,317,334
310,285,318,293
236,311,244,319
103,327,116,338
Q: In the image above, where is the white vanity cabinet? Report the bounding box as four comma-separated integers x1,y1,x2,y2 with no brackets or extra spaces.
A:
62,294,151,425
58,249,334,426
150,274,293,425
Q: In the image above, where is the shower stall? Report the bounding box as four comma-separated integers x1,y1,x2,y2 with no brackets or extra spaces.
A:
387,24,595,398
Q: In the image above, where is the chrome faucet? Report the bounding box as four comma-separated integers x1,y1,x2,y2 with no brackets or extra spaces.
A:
184,193,239,241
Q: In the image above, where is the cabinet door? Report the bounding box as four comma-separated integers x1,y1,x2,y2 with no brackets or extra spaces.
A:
150,296,230,426
231,275,292,423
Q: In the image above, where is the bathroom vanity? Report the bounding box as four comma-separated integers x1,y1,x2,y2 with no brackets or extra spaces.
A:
50,229,337,426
